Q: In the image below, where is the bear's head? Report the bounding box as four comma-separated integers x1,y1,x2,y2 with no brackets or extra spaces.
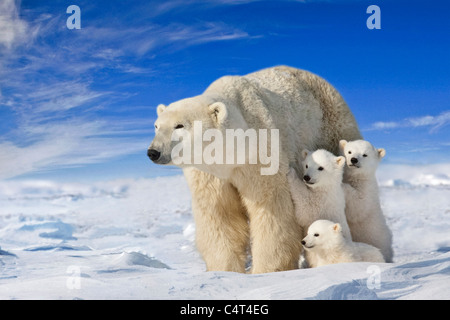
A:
147,95,251,178
300,149,345,189
339,139,385,176
301,219,344,251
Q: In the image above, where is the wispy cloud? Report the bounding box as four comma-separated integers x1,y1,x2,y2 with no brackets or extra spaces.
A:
76,22,250,58
0,0,31,49
0,3,252,80
0,117,152,180
19,81,104,113
0,1,255,179
155,22,250,50
1,2,252,78
368,110,450,133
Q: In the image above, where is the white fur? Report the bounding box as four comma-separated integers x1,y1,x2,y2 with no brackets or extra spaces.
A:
287,149,353,267
302,220,385,267
288,149,351,239
149,66,362,273
339,139,394,262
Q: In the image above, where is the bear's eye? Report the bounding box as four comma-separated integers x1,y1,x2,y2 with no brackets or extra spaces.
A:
318,167,324,171
174,124,184,129
363,154,368,157
314,233,319,237
305,164,308,169
348,151,352,154
154,124,158,129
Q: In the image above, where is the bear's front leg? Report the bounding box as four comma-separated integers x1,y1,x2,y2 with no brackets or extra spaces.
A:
232,168,303,273
183,168,249,273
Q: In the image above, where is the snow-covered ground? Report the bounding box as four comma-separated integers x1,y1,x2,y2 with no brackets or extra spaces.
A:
0,163,449,300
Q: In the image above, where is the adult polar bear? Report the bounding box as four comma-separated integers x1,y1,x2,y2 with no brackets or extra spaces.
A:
148,66,362,273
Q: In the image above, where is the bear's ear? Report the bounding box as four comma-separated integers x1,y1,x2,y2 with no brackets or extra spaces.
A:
301,149,310,159
157,104,166,116
377,148,386,159
339,140,347,151
335,156,345,168
209,102,228,124
332,223,342,233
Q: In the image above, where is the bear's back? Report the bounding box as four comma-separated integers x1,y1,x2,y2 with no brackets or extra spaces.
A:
205,66,361,165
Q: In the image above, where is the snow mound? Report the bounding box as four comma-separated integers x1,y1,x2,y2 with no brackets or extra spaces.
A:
113,252,171,269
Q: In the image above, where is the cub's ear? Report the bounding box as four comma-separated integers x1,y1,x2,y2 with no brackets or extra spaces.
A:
301,149,310,159
157,104,166,116
332,223,342,233
209,102,228,124
378,148,386,159
336,156,345,168
339,140,348,151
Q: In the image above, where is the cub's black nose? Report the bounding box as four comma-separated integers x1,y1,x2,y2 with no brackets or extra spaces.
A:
301,240,306,245
147,149,161,161
351,157,358,164
303,175,311,182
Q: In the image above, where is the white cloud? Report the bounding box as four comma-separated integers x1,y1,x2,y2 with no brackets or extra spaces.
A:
76,22,250,58
0,118,151,180
370,121,399,130
369,110,450,133
0,0,29,49
164,22,249,46
407,112,450,132
0,2,253,180
1,7,251,77
25,81,105,113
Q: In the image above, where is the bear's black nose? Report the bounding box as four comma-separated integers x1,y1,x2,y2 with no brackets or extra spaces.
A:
303,175,311,182
351,157,358,164
147,149,161,161
301,240,306,245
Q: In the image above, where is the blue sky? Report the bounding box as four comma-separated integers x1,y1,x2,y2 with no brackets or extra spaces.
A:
0,0,449,181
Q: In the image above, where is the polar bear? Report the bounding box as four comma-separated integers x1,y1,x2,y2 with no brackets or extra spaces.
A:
287,149,351,240
339,139,394,262
302,219,385,267
148,66,362,273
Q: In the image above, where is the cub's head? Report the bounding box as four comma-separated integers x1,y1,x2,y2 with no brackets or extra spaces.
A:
301,149,345,188
339,139,385,175
301,219,343,251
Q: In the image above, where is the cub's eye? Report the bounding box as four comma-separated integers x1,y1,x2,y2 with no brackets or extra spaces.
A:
174,124,184,129
314,233,319,237
154,124,158,129
363,154,368,157
305,164,308,169
318,167,324,171
348,151,352,154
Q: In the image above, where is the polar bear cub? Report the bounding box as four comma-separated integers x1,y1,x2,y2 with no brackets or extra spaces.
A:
302,220,385,267
287,149,351,240
339,139,394,262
